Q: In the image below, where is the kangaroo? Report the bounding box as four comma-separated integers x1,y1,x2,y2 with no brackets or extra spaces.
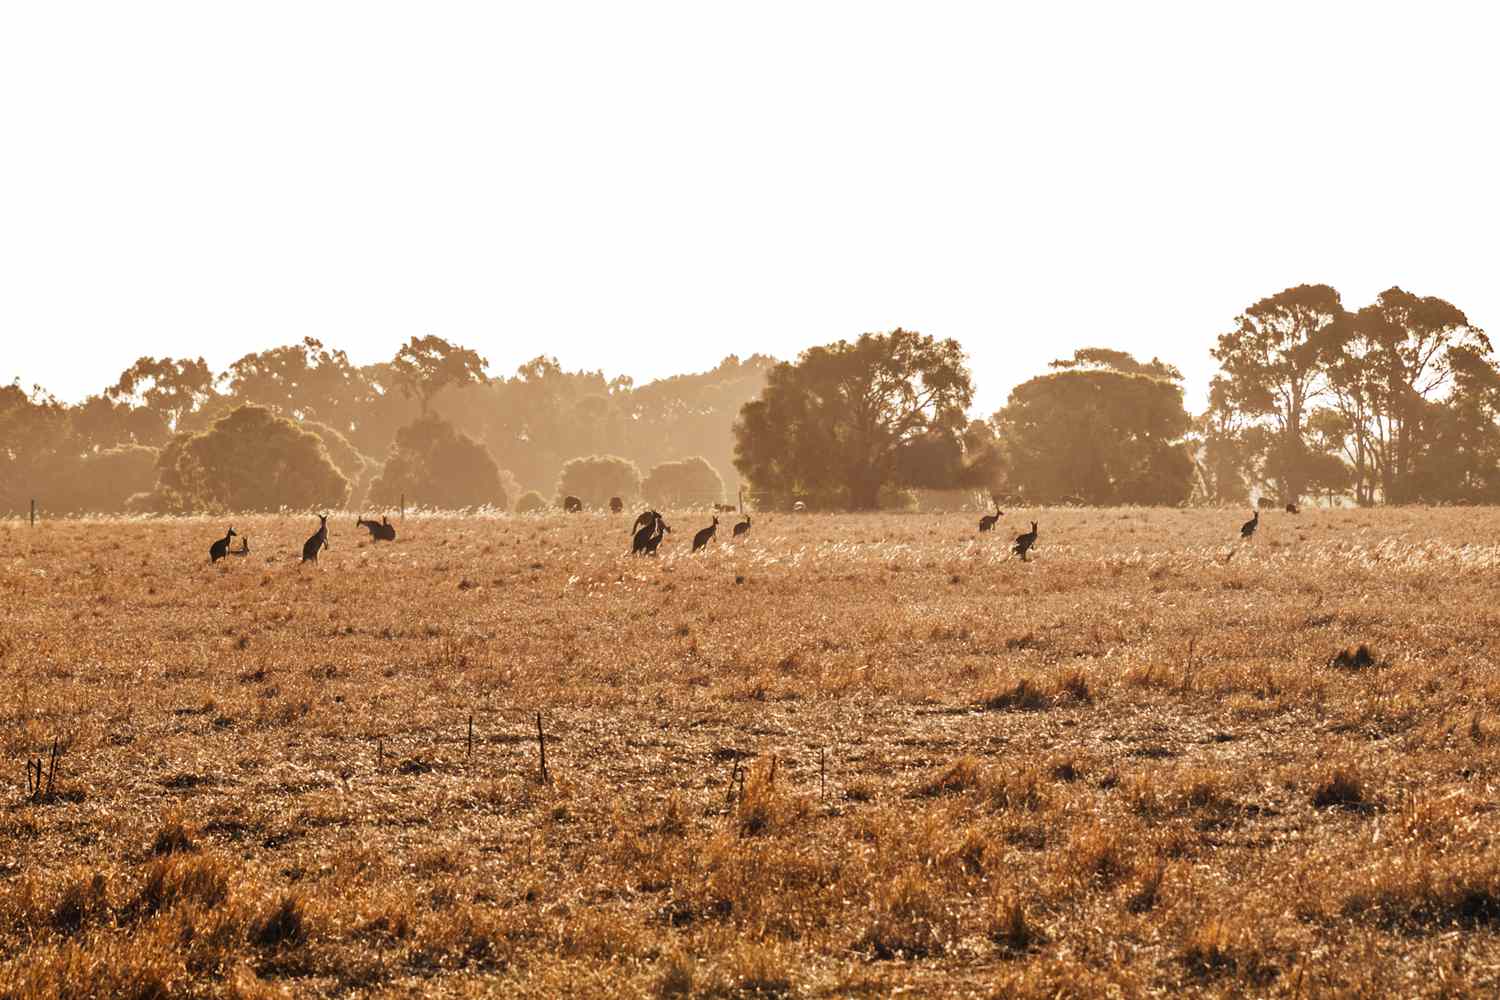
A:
692,516,718,553
563,495,583,513
301,514,329,563
1013,521,1039,561
229,536,250,557
732,515,751,537
209,527,236,563
357,515,397,542
632,511,670,555
644,517,670,554
1240,510,1259,539
978,504,1002,533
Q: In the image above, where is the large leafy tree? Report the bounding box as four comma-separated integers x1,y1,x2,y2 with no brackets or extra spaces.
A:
733,329,973,510
994,350,1193,505
1210,285,1345,504
1327,288,1491,502
153,404,350,512
368,414,507,510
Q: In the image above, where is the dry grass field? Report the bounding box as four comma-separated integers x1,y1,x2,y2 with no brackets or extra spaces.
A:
3,506,1500,998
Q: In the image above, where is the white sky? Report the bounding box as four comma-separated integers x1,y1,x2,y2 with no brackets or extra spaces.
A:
2,2,1496,417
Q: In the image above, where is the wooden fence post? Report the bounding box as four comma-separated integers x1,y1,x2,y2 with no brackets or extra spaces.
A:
30,499,36,527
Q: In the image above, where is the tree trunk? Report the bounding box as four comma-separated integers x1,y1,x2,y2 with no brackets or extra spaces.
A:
848,476,881,511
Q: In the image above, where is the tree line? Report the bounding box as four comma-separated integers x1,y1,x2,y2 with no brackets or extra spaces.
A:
1,282,1490,515
0,337,772,516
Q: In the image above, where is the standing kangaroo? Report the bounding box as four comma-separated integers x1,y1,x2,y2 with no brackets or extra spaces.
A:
732,515,751,537
978,504,1002,533
1013,521,1039,561
301,514,329,563
692,516,718,553
209,527,236,563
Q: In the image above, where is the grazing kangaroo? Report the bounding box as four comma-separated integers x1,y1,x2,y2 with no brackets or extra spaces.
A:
229,536,250,557
563,495,583,513
978,504,1002,533
692,516,718,553
209,527,237,563
357,515,396,542
1240,510,1259,539
301,514,329,563
714,503,737,513
609,496,624,513
632,511,669,555
1285,502,1300,514
732,515,751,537
1013,521,1039,561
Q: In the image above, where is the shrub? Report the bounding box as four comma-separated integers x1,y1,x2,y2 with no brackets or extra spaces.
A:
515,490,547,514
556,455,642,510
641,457,725,508
152,405,350,513
368,414,508,510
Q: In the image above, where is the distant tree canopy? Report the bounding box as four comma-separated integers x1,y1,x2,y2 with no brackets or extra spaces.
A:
368,415,507,510
391,335,489,414
11,292,1500,516
994,350,1194,505
733,329,974,509
556,455,642,509
641,457,726,508
1207,284,1495,505
150,404,351,513
107,356,218,433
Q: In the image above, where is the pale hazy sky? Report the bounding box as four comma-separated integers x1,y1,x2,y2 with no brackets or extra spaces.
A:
2,2,1495,416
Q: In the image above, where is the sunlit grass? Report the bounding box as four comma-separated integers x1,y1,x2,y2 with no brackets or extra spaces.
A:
2,505,1499,996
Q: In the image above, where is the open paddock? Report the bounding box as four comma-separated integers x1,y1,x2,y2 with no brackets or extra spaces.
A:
2,506,1499,997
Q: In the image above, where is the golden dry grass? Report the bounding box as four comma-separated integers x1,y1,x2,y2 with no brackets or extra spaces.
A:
3,505,1500,997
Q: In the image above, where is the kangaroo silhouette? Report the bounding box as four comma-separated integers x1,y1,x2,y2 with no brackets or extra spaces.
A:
1240,510,1259,539
563,495,583,513
692,516,718,553
632,511,670,555
357,515,396,542
209,527,236,563
1013,521,1039,561
301,514,329,563
978,504,1002,533
732,515,751,537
